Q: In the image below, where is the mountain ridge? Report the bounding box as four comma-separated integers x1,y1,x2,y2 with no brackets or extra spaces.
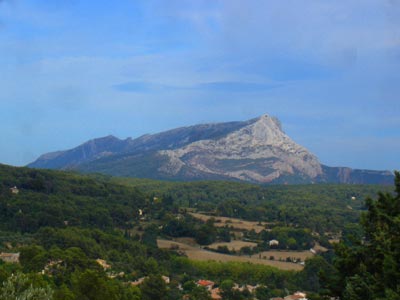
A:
28,114,394,184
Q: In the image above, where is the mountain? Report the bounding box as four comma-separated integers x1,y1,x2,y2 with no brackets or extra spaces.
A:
28,114,394,184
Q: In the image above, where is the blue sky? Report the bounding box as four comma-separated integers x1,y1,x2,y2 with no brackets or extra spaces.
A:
0,0,399,170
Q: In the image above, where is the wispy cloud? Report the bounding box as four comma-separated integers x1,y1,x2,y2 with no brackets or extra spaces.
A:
0,1,399,169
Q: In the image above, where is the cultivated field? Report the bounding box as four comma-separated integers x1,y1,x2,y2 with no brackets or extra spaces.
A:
157,239,303,271
208,240,257,251
189,212,271,233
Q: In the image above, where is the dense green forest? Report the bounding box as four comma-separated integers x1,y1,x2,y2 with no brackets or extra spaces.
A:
111,176,392,234
0,164,398,299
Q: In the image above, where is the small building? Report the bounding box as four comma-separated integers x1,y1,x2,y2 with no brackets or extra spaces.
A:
197,279,215,291
130,275,170,286
284,292,308,300
0,252,20,263
294,292,307,298
269,239,279,247
210,287,222,300
10,186,19,194
96,259,111,270
162,275,170,284
130,277,146,286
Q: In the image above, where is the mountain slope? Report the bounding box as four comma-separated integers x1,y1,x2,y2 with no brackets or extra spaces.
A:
28,114,394,184
29,119,255,169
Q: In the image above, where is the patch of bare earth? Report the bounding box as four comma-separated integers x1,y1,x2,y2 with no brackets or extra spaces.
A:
189,212,272,233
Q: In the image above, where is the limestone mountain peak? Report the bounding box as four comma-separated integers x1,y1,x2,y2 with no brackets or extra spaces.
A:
28,115,394,184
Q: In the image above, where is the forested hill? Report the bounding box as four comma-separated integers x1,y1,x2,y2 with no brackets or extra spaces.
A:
0,163,146,232
112,176,393,233
0,163,392,234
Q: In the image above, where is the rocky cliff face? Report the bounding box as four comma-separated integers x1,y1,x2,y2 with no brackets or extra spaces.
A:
159,115,322,182
28,114,393,184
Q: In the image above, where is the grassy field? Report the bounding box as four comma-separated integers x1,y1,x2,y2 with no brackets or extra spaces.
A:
157,239,303,271
189,212,272,233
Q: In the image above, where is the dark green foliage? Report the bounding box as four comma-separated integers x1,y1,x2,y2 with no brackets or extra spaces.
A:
71,269,119,300
219,279,252,300
141,225,159,248
195,221,217,245
330,171,400,299
187,285,211,300
140,275,168,300
0,164,145,233
299,256,337,294
114,176,392,234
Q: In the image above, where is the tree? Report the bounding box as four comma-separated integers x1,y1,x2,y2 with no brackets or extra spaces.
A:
195,223,216,245
219,279,245,300
71,269,118,300
332,171,400,299
188,285,211,300
0,272,53,300
255,285,270,300
19,245,47,272
140,275,168,300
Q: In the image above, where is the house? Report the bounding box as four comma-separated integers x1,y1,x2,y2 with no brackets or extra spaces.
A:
284,291,308,300
131,275,170,286
210,287,222,300
42,259,63,275
10,186,19,194
130,277,146,286
244,284,259,293
233,283,259,293
269,239,279,247
0,252,20,263
162,275,170,284
197,279,215,291
96,259,111,270
108,272,125,279
294,292,307,298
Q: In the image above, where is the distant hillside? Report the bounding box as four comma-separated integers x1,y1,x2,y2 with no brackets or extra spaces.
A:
28,114,394,184
0,163,393,235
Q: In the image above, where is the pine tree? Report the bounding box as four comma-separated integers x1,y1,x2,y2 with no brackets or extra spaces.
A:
333,171,400,299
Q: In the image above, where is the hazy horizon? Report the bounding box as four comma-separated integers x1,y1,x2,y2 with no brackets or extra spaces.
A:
1,1,399,171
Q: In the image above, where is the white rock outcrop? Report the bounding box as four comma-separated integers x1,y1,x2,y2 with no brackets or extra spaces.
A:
159,114,323,182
